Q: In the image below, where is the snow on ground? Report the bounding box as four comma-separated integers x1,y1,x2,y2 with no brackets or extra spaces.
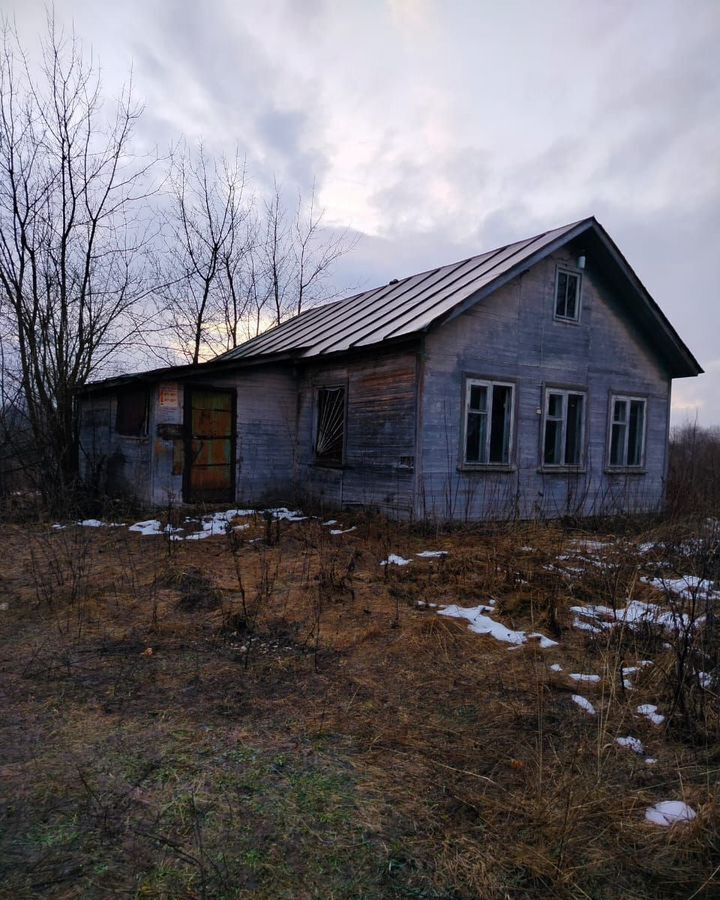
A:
323,520,338,526
641,575,719,601
569,673,601,683
330,527,356,535
571,695,596,715
644,800,696,826
571,600,701,634
438,604,556,649
381,554,412,566
416,550,449,558
637,704,665,725
128,519,166,536
616,736,644,754
549,663,563,672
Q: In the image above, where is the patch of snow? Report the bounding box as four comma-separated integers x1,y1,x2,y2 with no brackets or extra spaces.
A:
641,574,719,601
265,507,306,521
549,663,563,672
129,519,164,536
52,524,66,530
330,526,356,535
571,695,596,715
571,600,700,634
570,673,601,683
184,530,211,541
438,605,555,649
529,632,558,648
224,508,255,519
616,735,644,754
698,671,713,688
78,518,105,527
323,519,338,526
381,554,412,566
637,704,665,726
416,550,449,558
644,800,696,826
645,757,658,765
573,617,604,634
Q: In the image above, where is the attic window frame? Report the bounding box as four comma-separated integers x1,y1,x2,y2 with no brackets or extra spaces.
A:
115,387,149,437
314,384,347,466
554,265,582,323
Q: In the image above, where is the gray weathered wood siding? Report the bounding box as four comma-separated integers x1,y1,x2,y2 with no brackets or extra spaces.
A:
417,248,671,519
78,395,153,503
295,350,417,515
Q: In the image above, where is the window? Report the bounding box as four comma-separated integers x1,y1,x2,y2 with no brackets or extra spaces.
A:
116,387,148,436
609,396,646,467
554,268,581,321
543,389,585,466
315,386,346,464
464,379,514,465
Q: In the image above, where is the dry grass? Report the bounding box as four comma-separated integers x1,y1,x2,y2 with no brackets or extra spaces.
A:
0,511,718,898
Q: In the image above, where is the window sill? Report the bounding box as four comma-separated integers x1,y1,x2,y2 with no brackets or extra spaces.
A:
605,467,646,476
553,315,581,326
458,464,516,473
538,466,587,475
312,460,347,470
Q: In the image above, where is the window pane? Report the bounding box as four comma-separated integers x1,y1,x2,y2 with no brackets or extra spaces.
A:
565,394,583,465
613,399,627,423
565,274,578,319
610,422,625,465
628,401,644,466
316,387,345,463
116,388,148,436
555,272,568,317
547,392,563,418
466,411,487,463
544,419,561,464
469,384,487,412
489,386,512,463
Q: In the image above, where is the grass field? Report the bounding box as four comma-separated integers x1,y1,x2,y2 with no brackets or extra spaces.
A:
0,508,718,898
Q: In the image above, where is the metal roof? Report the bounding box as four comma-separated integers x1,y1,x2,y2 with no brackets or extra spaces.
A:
214,215,702,378
219,219,588,362
81,216,702,393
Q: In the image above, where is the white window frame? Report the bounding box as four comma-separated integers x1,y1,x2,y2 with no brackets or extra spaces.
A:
462,378,515,467
542,388,586,468
554,266,582,323
607,395,647,468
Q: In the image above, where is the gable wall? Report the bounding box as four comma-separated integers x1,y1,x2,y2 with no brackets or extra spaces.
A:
418,248,671,519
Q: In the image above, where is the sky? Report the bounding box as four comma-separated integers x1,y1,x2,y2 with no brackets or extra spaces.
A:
8,0,720,426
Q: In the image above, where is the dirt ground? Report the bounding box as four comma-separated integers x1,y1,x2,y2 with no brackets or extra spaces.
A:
0,509,718,898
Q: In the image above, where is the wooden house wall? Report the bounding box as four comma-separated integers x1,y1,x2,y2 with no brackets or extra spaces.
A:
78,395,153,503
417,249,671,520
295,350,418,515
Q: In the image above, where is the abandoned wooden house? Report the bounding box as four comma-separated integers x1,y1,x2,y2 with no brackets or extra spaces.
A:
77,217,702,519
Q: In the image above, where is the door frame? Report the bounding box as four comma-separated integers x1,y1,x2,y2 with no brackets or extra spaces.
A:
182,383,237,503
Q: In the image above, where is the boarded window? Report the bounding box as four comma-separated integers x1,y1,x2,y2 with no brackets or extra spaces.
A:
315,386,346,464
543,389,585,466
464,379,513,465
116,388,149,436
609,396,646,466
555,268,581,321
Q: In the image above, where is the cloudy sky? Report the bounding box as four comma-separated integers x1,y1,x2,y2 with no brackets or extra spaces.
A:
10,0,720,425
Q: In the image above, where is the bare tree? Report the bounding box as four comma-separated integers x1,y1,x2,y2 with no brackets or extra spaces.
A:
160,144,249,363
0,14,157,507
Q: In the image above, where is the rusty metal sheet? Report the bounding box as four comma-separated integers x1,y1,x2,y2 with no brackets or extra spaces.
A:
185,389,235,502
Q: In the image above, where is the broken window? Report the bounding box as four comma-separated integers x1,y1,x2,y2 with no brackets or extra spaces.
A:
116,387,149,436
315,386,346,464
543,389,585,466
555,267,581,321
464,379,514,465
609,396,646,467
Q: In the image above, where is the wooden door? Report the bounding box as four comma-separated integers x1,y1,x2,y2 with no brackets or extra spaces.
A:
184,387,235,503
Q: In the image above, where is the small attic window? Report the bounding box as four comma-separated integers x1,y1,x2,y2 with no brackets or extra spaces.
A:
554,267,581,322
116,387,149,436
